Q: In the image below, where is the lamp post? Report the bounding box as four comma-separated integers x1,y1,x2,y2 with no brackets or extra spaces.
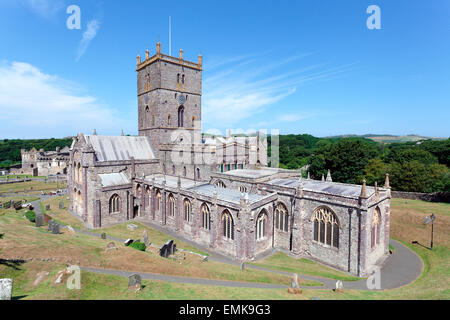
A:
424,213,436,250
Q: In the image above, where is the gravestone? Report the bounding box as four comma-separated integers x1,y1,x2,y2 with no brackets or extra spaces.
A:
143,230,149,246
0,278,13,300
127,224,138,230
128,274,142,290
106,242,117,252
240,262,245,271
48,220,60,234
166,240,176,255
335,280,343,293
159,244,168,258
101,233,107,240
45,205,50,211
59,202,64,209
124,239,133,246
35,214,43,228
201,256,208,262
291,273,299,289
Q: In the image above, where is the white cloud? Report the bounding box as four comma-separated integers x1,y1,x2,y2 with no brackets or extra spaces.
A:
77,19,101,61
0,61,133,138
202,54,355,129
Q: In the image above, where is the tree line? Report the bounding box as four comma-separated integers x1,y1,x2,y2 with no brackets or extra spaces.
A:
269,135,449,193
0,138,73,169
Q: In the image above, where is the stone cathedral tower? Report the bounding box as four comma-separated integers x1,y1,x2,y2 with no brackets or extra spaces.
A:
136,42,203,157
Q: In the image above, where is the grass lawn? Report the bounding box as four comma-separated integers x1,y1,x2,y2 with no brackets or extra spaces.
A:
40,196,85,230
0,208,317,287
0,180,66,194
92,221,211,257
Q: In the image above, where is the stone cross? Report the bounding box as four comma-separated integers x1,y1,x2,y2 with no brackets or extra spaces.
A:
0,278,13,300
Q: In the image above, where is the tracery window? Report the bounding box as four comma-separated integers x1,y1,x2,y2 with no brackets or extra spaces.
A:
239,185,247,193
311,207,339,248
222,210,234,240
201,203,210,230
371,207,381,249
216,180,226,188
184,199,191,222
155,190,161,211
275,202,289,232
256,211,268,240
168,194,175,217
109,194,120,214
178,106,184,127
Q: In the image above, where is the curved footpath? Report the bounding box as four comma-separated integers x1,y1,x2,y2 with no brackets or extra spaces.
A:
27,200,424,291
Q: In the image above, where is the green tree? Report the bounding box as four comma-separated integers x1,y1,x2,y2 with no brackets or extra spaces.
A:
362,159,391,186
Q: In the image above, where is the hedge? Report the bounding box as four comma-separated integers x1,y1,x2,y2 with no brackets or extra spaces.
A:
129,241,146,251
25,210,36,223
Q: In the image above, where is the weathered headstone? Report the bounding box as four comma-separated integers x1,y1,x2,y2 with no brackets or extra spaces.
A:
335,280,343,293
106,242,117,252
101,233,107,240
45,204,50,211
35,214,43,227
127,224,138,230
124,239,133,246
43,214,52,224
59,202,64,209
291,273,299,289
48,220,60,234
143,230,149,246
165,240,176,255
240,262,245,271
128,274,142,290
201,256,208,262
159,244,168,258
0,278,13,300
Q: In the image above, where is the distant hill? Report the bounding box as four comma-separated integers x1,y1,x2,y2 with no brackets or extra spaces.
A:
325,134,448,144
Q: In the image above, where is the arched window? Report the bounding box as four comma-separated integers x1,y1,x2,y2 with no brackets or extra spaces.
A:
136,185,142,197
155,190,161,211
178,106,184,127
239,185,247,193
77,163,81,183
192,116,195,127
371,207,381,249
184,199,191,222
275,203,289,232
216,180,226,188
222,210,234,240
182,74,185,84
168,114,171,125
256,210,268,240
177,73,180,83
183,166,187,177
201,203,210,230
196,168,201,180
311,207,339,248
172,165,176,175
168,194,175,217
109,194,120,214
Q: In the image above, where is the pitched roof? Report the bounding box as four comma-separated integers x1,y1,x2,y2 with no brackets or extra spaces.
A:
99,172,130,187
84,135,156,162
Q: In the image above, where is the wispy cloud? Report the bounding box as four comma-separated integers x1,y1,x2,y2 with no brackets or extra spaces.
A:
76,19,101,61
18,0,64,18
0,61,133,138
202,53,356,130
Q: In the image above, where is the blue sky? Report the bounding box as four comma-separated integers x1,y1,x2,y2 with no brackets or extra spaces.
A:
0,0,449,139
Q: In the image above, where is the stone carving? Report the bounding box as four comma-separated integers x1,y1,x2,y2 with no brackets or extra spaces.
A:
0,279,13,300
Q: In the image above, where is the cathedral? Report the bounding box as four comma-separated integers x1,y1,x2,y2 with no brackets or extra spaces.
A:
68,42,391,277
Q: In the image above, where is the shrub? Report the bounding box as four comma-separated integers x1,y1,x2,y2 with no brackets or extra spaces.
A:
129,241,146,251
25,210,36,223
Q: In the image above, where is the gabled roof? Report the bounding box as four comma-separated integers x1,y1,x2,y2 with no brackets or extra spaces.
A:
84,135,156,162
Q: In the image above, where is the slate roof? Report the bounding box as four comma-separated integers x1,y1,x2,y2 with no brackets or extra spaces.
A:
99,172,130,187
84,135,156,162
220,168,279,179
267,178,377,199
188,184,267,205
